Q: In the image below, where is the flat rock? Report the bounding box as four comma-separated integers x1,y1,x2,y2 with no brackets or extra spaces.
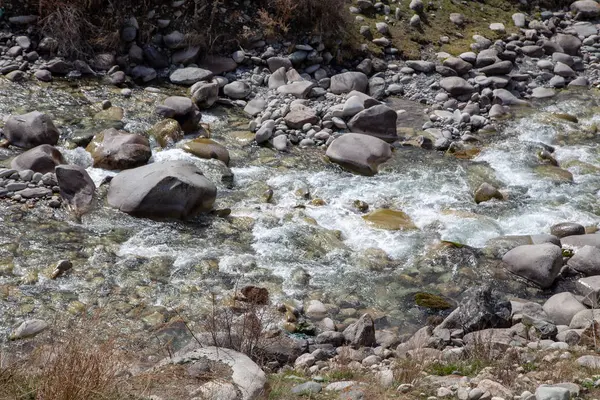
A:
170,67,213,85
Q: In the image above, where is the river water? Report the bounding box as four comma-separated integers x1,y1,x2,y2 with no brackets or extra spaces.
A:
0,79,599,340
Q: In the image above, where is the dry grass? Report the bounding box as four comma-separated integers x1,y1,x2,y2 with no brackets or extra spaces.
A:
0,315,132,400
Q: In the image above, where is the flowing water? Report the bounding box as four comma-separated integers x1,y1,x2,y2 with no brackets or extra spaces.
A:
1,79,600,340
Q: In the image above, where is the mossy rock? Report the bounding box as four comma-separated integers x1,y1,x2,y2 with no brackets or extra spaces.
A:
414,292,452,310
553,112,578,123
229,130,255,145
534,165,574,182
182,138,230,165
93,106,124,121
362,209,417,230
148,119,183,148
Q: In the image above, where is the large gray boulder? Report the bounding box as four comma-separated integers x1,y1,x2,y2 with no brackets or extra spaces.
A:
567,245,600,275
570,309,600,329
190,81,219,109
326,133,392,176
107,161,217,219
562,234,600,248
434,285,511,335
576,275,600,307
442,57,473,75
502,243,563,288
4,111,60,149
571,0,600,19
484,234,560,258
439,77,475,96
86,128,151,170
347,105,398,142
55,165,96,216
554,34,581,56
11,144,65,173
479,60,513,75
405,60,435,73
284,105,318,129
159,346,266,400
169,67,213,85
330,72,369,94
223,81,251,99
543,292,587,326
343,313,376,347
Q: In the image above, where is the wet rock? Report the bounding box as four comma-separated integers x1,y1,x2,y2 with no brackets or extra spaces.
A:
362,209,416,230
11,144,65,173
330,72,369,94
551,222,585,238
347,105,397,142
86,128,151,170
474,182,503,204
148,119,184,148
55,165,96,216
502,243,563,288
343,314,376,347
543,292,587,326
170,67,213,85
10,319,48,340
182,138,230,165
4,111,60,149
326,133,392,176
108,160,217,219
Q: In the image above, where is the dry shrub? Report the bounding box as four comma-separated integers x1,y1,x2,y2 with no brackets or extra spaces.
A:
0,315,130,400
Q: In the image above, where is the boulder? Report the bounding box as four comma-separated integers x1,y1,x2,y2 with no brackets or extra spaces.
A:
170,67,213,85
474,182,503,203
576,275,600,307
268,67,287,89
571,0,600,19
577,355,600,368
551,222,585,238
267,57,292,72
434,285,511,334
284,105,318,129
479,60,513,75
223,81,251,99
198,55,238,75
276,81,315,98
148,119,184,148
439,77,474,96
10,319,48,340
568,245,600,275
4,111,60,149
502,244,562,288
330,72,369,94
86,128,151,170
570,309,600,329
543,292,587,326
535,386,570,400
55,165,96,216
190,81,219,109
160,346,266,400
347,105,398,142
10,144,65,173
562,234,600,248
554,34,581,56
182,138,230,165
405,60,435,73
442,57,473,75
107,160,217,219
326,133,392,176
343,314,376,347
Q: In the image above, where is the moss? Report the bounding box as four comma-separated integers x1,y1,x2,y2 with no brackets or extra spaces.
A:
414,292,452,310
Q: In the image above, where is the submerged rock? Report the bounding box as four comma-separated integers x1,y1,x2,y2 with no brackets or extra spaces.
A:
362,209,417,230
182,138,230,165
148,119,184,148
107,160,217,219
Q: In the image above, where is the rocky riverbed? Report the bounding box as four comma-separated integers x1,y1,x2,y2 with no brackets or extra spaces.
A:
2,0,600,399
